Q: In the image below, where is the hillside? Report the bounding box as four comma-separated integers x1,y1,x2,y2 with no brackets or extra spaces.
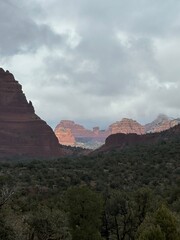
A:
95,123,180,153
0,126,180,239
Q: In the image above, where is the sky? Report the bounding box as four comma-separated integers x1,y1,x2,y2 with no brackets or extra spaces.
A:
0,0,180,129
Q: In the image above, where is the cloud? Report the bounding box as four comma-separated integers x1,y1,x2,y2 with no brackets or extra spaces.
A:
0,0,64,56
1,0,180,129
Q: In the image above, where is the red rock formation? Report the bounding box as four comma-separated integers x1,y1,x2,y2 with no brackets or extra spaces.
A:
56,120,94,138
0,68,62,158
55,118,145,148
109,118,145,135
145,114,180,133
55,120,110,148
55,127,76,146
55,116,180,149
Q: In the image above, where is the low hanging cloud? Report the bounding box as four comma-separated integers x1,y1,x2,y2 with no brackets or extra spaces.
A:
1,0,180,129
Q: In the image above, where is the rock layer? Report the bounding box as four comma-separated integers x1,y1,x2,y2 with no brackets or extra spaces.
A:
55,127,76,146
56,120,94,138
109,118,145,135
0,68,62,158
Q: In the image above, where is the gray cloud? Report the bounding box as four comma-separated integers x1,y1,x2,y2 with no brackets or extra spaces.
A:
1,0,180,129
0,0,65,55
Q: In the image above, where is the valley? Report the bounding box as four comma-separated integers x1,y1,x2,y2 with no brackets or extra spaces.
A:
0,68,179,239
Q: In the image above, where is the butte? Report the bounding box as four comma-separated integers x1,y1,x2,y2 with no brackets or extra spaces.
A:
0,68,62,159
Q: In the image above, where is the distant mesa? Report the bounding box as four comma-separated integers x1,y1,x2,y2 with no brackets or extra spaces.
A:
109,118,145,135
55,115,180,149
0,68,62,158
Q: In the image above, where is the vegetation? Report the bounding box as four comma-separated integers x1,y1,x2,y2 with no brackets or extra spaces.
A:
0,138,180,239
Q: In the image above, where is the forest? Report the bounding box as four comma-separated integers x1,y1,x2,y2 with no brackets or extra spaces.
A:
0,138,180,239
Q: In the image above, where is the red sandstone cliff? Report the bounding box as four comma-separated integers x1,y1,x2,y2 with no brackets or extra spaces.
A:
0,68,62,158
54,120,110,148
109,118,145,135
55,127,76,146
55,120,96,138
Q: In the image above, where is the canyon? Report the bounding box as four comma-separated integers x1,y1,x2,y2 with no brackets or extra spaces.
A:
1,67,179,156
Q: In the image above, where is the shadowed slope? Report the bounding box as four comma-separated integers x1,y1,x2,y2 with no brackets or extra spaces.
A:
0,68,62,158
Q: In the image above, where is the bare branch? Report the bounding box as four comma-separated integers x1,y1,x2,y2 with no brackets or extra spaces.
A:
0,185,14,209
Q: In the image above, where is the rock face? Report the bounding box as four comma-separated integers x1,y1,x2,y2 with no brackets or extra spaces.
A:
55,127,76,146
56,120,94,138
55,120,110,149
109,118,145,135
145,114,180,133
0,68,62,158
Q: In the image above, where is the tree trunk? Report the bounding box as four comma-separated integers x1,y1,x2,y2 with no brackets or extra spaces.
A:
114,216,120,240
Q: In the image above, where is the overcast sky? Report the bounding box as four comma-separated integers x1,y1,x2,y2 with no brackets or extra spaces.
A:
1,0,180,129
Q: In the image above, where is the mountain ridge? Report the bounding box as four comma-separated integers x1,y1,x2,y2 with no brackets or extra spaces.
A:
93,123,180,154
54,115,180,149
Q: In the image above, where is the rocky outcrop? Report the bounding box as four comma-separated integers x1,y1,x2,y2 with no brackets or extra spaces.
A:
56,120,94,138
55,120,110,149
55,127,76,146
109,118,145,135
145,114,180,133
0,68,62,158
